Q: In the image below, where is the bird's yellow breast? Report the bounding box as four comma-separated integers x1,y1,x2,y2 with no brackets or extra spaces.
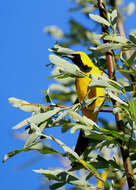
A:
75,77,91,102
75,75,104,121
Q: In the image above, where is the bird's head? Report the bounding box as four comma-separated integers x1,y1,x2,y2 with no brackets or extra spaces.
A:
63,51,93,73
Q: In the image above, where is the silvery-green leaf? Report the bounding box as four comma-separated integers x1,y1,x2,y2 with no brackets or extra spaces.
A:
44,25,64,39
82,5,94,13
99,73,123,89
127,50,136,64
49,44,74,54
90,78,109,88
126,2,135,16
89,14,110,26
89,42,130,52
129,32,136,44
33,169,90,188
8,97,29,107
105,89,128,106
30,143,62,155
2,139,45,163
113,107,122,114
117,78,129,87
68,110,99,129
62,144,79,159
24,132,39,147
44,89,52,103
84,97,97,107
8,97,40,112
35,169,93,189
33,168,65,178
82,116,100,129
70,180,94,189
24,123,42,147
70,124,92,134
30,123,41,132
49,54,85,78
12,119,30,130
68,110,86,123
104,35,128,43
29,108,60,124
54,110,69,123
51,136,79,159
86,31,102,45
13,108,60,129
129,100,136,125
49,84,70,93
110,9,117,31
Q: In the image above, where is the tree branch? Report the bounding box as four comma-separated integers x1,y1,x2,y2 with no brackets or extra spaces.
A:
97,0,135,189
109,0,131,60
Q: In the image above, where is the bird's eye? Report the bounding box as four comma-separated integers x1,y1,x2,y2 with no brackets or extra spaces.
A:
83,65,92,73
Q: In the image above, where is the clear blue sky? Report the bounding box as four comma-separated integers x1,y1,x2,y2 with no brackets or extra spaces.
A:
1,0,135,190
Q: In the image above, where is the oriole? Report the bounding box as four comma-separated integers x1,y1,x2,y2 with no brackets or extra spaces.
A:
64,52,104,156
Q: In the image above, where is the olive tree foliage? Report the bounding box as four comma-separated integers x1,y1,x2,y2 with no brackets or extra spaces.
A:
3,0,136,189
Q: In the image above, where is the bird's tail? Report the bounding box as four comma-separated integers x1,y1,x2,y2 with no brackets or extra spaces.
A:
74,130,89,156
74,110,97,156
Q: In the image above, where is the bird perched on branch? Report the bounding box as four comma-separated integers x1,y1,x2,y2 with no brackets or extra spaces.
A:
64,52,104,156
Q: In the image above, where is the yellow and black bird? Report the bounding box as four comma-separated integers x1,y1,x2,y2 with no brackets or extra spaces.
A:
64,52,104,156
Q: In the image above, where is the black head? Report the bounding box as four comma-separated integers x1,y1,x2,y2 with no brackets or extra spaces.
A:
63,53,92,73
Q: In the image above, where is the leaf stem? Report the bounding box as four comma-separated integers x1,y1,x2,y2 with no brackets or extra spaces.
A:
79,160,104,183
22,103,78,110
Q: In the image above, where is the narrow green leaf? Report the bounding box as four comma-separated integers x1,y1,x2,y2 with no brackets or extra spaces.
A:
2,140,46,163
33,169,77,181
80,159,100,177
129,32,136,44
32,143,62,155
105,89,128,106
46,74,64,80
33,169,62,180
110,9,117,31
44,26,64,39
129,100,136,125
89,14,110,26
113,107,122,114
24,133,39,147
50,136,79,159
48,84,70,93
68,110,86,123
104,35,128,43
8,97,40,112
54,110,69,123
34,168,92,189
49,54,85,78
89,42,129,52
98,127,125,141
28,108,61,124
127,50,136,64
13,108,60,129
68,110,99,129
70,124,92,134
49,44,74,54
100,73,123,89
45,90,52,103
87,131,114,141
50,182,66,190
104,181,111,189
24,123,45,147
61,122,75,133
